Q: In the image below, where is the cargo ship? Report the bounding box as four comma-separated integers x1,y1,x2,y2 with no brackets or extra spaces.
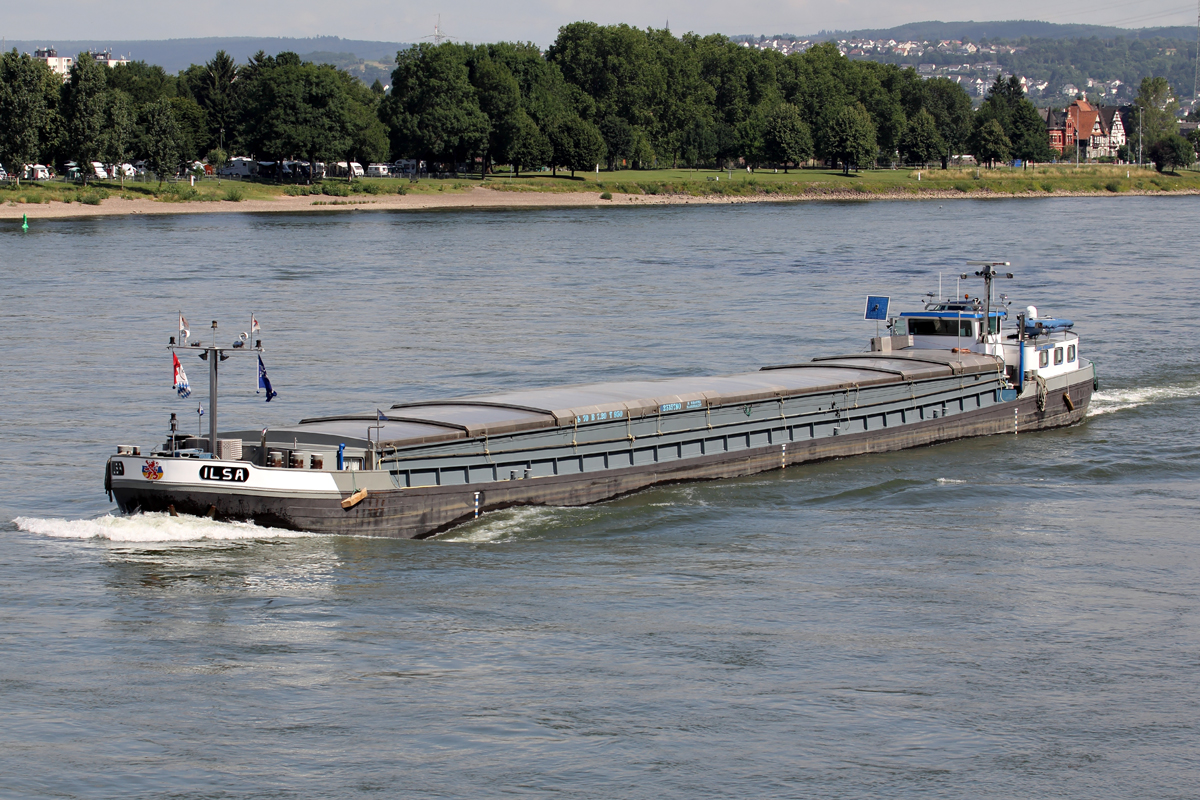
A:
105,264,1095,538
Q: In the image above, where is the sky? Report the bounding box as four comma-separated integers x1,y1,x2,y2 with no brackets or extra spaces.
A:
2,0,1195,45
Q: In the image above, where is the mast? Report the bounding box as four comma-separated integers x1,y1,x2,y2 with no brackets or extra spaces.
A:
209,320,219,455
169,318,264,456
963,261,1013,351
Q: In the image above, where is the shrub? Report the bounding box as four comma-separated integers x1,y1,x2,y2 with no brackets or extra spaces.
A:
396,185,408,195
1105,181,1122,193
600,191,612,200
321,182,350,197
360,181,387,195
223,187,245,202
283,185,311,196
78,190,108,205
160,184,198,202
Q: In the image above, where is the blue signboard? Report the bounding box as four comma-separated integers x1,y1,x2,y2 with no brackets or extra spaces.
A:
864,295,889,321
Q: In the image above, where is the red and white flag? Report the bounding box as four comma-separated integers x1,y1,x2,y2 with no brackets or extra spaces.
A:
251,316,261,333
172,352,191,398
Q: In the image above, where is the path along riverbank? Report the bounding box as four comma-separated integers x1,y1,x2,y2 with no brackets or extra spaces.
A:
3,184,1199,220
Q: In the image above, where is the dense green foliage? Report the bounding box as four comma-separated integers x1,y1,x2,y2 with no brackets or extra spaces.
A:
0,24,1190,182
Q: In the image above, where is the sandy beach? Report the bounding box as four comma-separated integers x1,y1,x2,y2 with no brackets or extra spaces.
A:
2,184,1195,220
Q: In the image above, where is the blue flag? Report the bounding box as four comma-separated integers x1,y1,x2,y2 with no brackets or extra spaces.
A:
377,409,389,422
257,356,278,402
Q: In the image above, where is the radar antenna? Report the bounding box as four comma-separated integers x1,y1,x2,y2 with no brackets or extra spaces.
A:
962,261,1013,345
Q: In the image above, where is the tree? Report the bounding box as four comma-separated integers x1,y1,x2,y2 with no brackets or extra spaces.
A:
763,103,813,172
101,92,135,187
194,51,239,152
899,108,945,166
1148,133,1195,172
469,53,521,177
169,96,208,162
1008,101,1053,164
62,54,108,183
548,115,606,176
381,43,490,168
507,111,551,175
971,118,1011,167
826,103,877,174
0,50,56,185
142,98,182,187
599,114,634,170
922,77,973,168
1134,76,1179,150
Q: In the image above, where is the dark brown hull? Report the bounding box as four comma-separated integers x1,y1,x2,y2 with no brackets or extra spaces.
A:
114,379,1090,539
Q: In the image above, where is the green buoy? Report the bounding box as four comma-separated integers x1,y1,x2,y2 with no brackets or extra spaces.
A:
21,213,28,231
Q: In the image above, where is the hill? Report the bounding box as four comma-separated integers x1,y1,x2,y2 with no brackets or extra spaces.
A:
2,36,408,75
801,20,1196,42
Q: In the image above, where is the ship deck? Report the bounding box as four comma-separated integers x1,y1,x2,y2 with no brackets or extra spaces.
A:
257,350,1002,451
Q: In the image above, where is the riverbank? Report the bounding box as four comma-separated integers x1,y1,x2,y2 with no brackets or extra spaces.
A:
2,165,1196,220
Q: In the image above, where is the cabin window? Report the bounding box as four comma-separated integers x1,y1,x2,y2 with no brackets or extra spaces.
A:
1067,344,1076,362
988,316,1001,335
907,317,974,336
1054,347,1064,365
1039,350,1050,368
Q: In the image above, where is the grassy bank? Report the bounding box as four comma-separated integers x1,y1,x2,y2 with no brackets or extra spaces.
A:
488,163,1200,198
3,164,1196,209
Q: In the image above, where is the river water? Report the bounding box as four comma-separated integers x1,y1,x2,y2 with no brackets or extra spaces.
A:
2,197,1197,798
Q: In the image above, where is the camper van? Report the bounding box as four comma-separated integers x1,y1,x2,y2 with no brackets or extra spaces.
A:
329,161,365,179
24,164,51,181
366,163,390,178
218,157,257,180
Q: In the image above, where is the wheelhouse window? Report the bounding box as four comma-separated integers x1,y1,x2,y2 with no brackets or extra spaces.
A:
988,316,1001,335
906,317,974,336
1054,347,1064,365
1067,344,1076,362
1039,350,1050,368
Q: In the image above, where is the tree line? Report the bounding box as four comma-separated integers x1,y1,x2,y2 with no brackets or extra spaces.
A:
0,22,1188,182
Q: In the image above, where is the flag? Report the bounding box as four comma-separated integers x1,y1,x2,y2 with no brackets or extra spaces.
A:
197,402,203,417
172,352,191,398
377,409,388,422
179,313,188,331
251,316,260,333
257,356,278,402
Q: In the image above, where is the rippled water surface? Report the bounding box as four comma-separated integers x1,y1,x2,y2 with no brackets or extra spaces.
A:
2,197,1198,798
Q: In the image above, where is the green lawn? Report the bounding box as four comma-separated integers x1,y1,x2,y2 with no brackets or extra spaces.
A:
3,163,1196,207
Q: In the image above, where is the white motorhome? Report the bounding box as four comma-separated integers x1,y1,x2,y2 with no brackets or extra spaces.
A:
90,162,109,179
366,163,390,178
218,157,258,180
24,164,51,181
330,161,365,178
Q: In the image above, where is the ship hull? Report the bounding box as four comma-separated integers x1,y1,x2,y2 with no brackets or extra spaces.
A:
111,367,1093,539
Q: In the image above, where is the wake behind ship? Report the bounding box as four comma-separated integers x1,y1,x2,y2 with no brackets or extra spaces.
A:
106,264,1095,538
